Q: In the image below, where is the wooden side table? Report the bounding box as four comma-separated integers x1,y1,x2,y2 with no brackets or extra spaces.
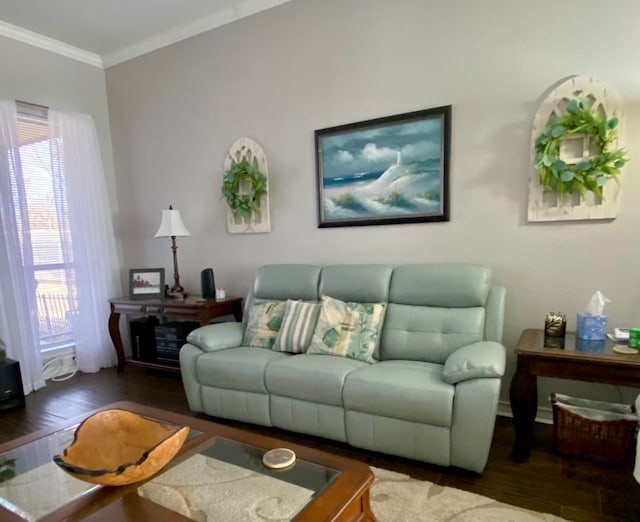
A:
509,328,640,462
108,296,243,372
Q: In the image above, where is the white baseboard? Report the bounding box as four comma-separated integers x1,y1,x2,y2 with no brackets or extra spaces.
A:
497,399,553,425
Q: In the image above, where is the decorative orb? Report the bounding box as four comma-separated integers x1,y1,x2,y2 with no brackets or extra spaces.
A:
53,408,189,486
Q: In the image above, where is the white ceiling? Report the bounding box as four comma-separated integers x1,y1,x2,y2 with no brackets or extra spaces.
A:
0,0,292,68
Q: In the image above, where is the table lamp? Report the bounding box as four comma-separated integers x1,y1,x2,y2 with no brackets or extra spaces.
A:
154,205,190,298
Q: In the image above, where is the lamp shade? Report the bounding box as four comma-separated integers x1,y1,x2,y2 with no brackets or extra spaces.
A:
154,208,191,237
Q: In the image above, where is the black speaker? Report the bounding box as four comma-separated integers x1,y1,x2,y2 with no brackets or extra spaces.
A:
201,268,215,299
0,358,25,410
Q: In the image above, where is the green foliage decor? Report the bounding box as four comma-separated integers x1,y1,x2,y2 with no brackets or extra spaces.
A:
534,99,628,200
222,159,268,218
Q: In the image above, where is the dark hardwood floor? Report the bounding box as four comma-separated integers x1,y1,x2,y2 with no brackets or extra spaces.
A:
1,367,639,521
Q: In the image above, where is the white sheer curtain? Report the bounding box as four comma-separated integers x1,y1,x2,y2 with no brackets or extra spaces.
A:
0,102,121,391
0,99,45,393
48,110,121,373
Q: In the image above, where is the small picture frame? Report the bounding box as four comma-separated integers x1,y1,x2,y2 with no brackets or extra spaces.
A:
128,268,165,300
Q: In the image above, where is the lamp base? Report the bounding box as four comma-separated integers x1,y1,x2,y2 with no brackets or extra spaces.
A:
165,286,187,300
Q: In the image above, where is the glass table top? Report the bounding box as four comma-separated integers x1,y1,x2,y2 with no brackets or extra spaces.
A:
0,424,97,521
0,418,203,521
139,437,340,521
526,329,636,357
0,415,339,522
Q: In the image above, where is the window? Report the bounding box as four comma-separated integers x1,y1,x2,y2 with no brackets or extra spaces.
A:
11,107,77,352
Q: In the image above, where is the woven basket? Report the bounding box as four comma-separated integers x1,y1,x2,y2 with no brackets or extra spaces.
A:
551,392,637,465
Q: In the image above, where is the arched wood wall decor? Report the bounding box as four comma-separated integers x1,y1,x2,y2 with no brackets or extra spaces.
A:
528,76,625,222
224,137,271,233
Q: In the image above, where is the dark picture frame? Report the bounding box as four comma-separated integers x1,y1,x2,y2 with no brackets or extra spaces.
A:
128,268,165,299
315,105,451,228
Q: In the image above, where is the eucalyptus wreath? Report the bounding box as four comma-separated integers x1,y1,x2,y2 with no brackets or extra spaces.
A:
534,99,628,199
221,159,268,218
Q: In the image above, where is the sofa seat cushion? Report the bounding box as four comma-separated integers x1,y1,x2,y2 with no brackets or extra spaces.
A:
196,347,289,394
343,360,454,427
265,354,368,406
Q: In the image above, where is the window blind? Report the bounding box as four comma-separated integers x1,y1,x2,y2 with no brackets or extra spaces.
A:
12,109,77,350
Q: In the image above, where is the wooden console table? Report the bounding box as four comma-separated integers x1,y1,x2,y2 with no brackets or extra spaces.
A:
108,296,243,372
509,328,640,462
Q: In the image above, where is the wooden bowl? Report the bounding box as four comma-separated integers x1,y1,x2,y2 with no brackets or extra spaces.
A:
53,408,189,486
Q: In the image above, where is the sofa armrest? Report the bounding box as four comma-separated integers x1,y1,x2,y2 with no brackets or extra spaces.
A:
443,341,506,385
186,322,244,352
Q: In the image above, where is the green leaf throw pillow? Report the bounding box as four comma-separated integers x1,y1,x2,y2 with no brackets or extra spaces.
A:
307,295,386,363
273,300,321,353
242,299,286,349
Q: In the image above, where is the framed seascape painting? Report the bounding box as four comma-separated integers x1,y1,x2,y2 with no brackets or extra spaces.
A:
128,268,165,299
315,105,451,228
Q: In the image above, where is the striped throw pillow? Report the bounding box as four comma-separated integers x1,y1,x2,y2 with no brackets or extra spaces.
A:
273,300,321,353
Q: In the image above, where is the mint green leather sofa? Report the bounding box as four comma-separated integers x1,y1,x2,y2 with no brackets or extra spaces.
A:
180,264,506,473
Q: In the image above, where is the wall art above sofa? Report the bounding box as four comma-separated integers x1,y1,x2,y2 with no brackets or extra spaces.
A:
314,105,451,228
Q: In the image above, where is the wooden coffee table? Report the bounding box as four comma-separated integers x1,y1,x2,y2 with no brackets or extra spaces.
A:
0,402,376,521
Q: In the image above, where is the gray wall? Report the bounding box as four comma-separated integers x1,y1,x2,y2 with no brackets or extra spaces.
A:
0,35,122,280
106,0,640,409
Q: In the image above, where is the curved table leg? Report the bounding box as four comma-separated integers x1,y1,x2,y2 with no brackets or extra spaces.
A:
108,311,126,372
510,357,537,462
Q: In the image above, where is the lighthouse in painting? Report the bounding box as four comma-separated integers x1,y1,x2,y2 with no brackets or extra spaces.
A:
396,150,402,165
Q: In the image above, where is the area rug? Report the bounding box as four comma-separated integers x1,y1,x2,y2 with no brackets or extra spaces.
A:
135,455,568,522
371,467,566,522
0,455,565,521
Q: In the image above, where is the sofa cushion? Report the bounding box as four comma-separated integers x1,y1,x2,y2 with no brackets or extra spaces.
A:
343,360,454,427
389,264,491,307
196,347,289,394
379,303,484,363
319,264,393,303
265,354,367,406
307,296,386,363
253,264,321,301
242,299,286,349
273,300,321,353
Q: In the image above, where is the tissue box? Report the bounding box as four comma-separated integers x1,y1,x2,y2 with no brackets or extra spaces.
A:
576,313,607,340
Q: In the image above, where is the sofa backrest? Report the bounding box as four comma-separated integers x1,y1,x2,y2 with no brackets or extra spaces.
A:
247,263,505,364
319,265,393,303
380,264,495,363
245,264,321,321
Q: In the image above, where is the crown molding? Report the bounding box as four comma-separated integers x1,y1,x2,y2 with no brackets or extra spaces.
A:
102,0,291,67
0,20,103,68
0,0,291,69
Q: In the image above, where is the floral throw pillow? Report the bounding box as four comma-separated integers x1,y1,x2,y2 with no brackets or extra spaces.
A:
242,299,286,349
307,295,386,363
